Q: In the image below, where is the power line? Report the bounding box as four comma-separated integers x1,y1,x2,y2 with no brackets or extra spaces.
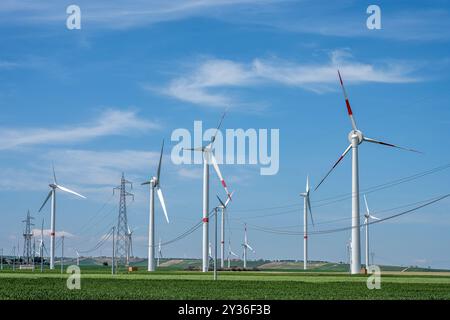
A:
228,162,450,216
78,227,114,254
247,193,450,236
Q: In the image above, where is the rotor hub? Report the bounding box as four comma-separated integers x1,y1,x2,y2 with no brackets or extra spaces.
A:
348,130,363,144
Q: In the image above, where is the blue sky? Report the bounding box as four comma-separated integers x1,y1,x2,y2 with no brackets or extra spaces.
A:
1,0,450,268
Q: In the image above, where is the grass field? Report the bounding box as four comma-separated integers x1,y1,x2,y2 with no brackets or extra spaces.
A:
1,266,450,300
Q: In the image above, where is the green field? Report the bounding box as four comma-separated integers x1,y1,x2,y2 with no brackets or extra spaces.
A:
1,266,450,300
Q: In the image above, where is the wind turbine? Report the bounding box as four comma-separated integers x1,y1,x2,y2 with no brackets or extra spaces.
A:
75,249,80,266
300,176,313,270
227,239,238,269
315,70,420,274
38,219,46,272
142,140,169,272
184,112,232,272
209,242,213,262
216,192,234,269
126,226,137,265
363,195,380,268
157,238,162,267
242,223,254,269
38,165,86,269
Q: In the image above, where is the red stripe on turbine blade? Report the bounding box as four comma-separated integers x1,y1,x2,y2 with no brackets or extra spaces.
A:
379,141,396,147
333,156,344,168
221,180,227,188
50,232,55,236
202,218,209,223
345,100,353,115
304,236,308,239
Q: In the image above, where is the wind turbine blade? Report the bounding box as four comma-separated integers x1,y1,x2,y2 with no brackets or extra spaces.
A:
183,147,203,152
211,110,227,144
230,251,238,257
52,163,58,185
224,191,234,207
307,195,314,227
363,194,370,215
216,195,226,208
337,70,358,131
363,137,422,153
38,191,52,212
156,187,169,223
306,175,310,193
141,181,151,185
209,152,231,197
55,185,86,199
369,215,380,220
246,244,254,252
156,139,164,183
315,144,352,191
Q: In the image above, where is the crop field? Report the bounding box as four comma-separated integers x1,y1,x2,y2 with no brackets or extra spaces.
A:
1,267,450,300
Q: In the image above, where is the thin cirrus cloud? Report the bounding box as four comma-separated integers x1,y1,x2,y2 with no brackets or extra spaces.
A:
0,109,159,150
0,0,275,28
1,1,448,42
155,50,420,108
31,229,74,238
0,149,159,195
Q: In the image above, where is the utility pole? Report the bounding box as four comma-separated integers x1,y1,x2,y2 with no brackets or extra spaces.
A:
1,248,3,270
214,207,218,281
17,238,20,266
371,252,375,265
32,238,36,271
113,173,133,269
12,246,16,271
60,235,65,274
112,226,115,275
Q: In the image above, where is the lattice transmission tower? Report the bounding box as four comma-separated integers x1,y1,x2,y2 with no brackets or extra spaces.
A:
113,173,134,267
22,210,34,265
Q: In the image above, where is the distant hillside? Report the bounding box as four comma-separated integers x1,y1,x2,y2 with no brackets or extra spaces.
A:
65,257,449,273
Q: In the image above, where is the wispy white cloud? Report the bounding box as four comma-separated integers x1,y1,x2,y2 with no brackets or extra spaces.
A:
157,50,420,107
0,60,20,69
45,149,159,186
31,228,74,238
0,0,276,29
0,109,159,150
177,168,203,180
1,1,448,42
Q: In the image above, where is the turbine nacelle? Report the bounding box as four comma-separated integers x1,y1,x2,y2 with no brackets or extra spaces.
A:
348,130,364,145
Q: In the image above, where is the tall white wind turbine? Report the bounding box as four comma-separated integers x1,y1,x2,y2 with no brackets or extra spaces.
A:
39,218,46,272
227,239,238,268
142,140,169,272
157,238,162,267
242,223,254,269
363,195,379,268
315,70,420,274
300,176,313,270
38,165,86,269
126,226,137,265
75,249,80,266
216,192,233,269
184,112,232,272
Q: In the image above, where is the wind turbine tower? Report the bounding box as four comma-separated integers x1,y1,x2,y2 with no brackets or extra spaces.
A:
113,173,134,268
184,112,231,272
299,176,313,270
22,210,34,265
315,70,419,274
